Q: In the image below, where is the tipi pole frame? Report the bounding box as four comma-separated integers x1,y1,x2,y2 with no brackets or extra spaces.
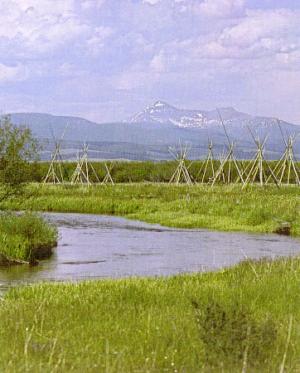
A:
169,143,193,185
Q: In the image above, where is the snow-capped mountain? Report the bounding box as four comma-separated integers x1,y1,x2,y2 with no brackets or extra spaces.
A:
129,101,250,128
8,103,300,161
129,101,292,133
129,100,206,127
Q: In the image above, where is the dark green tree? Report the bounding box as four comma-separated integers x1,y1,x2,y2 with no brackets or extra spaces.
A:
0,116,38,202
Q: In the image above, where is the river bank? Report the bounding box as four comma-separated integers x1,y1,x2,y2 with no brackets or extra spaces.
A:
3,183,300,236
1,212,299,288
0,212,57,265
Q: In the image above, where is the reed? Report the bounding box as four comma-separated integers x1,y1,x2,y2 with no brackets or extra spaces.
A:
0,212,57,264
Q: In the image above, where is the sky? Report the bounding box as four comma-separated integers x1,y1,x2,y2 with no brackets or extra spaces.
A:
0,0,299,124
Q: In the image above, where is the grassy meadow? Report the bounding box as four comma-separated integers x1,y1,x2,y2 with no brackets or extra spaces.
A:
0,212,57,264
1,172,300,371
3,183,300,236
1,257,300,372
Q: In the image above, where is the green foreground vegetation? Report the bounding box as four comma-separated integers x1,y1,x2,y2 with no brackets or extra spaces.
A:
1,258,300,372
4,183,300,236
0,213,57,264
0,117,59,264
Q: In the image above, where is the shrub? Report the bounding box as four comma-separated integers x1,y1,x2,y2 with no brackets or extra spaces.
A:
192,298,277,369
0,212,57,264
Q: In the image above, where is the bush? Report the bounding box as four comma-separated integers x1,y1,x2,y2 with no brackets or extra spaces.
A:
0,212,57,264
192,298,277,369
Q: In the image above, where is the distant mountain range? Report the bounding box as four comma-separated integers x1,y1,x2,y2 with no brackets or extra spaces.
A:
129,101,249,128
8,101,300,161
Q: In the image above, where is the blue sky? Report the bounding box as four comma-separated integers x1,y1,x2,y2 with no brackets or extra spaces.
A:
0,0,299,124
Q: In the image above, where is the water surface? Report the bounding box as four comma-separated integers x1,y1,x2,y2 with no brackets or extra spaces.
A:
0,213,300,292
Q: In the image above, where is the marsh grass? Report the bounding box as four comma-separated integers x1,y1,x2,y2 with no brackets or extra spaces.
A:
1,258,300,372
0,212,57,264
4,183,300,236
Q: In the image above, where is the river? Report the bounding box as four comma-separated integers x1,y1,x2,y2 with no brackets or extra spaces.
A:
0,212,300,292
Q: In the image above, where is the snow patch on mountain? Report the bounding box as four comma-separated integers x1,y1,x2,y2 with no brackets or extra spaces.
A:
129,101,249,128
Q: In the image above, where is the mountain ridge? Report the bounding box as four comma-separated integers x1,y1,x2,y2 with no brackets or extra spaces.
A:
5,103,300,161
8,102,300,131
128,101,294,130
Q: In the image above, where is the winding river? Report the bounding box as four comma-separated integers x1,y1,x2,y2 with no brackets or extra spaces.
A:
0,212,300,292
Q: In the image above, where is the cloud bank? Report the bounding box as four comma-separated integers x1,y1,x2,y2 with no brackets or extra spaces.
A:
0,0,299,123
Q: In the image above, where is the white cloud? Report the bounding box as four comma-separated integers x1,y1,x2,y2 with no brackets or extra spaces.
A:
166,8,300,69
0,0,88,55
0,63,28,83
149,52,166,72
143,0,162,5
14,0,75,15
220,9,297,48
58,62,87,78
194,0,245,18
208,9,300,64
81,0,106,10
0,0,299,123
115,61,162,91
87,26,114,55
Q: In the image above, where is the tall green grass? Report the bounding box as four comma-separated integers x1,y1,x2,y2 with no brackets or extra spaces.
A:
4,183,300,236
26,160,300,184
0,212,57,264
1,258,300,372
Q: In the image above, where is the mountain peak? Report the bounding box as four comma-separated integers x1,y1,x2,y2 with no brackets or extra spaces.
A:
152,100,171,108
129,101,251,128
146,100,175,112
130,100,205,127
129,100,178,124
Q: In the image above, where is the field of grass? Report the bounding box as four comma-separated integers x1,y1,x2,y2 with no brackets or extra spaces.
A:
0,212,57,264
0,257,299,372
4,183,300,236
1,182,299,372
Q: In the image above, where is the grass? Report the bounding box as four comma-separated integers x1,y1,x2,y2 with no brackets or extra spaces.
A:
27,160,300,184
1,257,300,372
3,183,300,236
1,182,299,371
0,212,57,264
